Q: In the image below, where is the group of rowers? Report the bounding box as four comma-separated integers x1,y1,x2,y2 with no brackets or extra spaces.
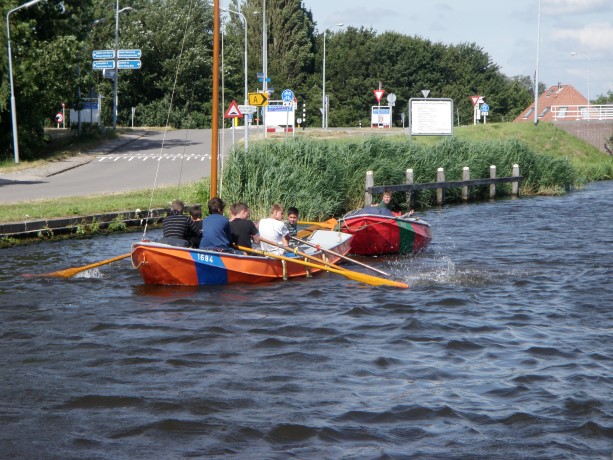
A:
160,198,299,255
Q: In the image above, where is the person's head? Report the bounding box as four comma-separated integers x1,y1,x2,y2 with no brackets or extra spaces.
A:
171,200,185,213
190,205,202,221
269,203,284,221
208,197,225,215
287,207,299,225
382,190,392,204
233,202,250,219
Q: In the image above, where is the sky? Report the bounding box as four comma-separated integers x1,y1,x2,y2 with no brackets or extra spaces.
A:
301,0,613,102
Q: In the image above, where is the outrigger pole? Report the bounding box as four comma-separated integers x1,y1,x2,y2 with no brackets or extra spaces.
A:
210,0,220,197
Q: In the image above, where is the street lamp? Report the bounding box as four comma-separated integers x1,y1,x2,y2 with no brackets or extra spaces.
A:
219,5,248,151
570,51,591,119
534,0,541,126
113,3,135,129
6,0,44,163
322,23,343,129
262,0,267,138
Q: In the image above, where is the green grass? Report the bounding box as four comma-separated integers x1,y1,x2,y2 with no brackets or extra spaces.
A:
2,122,612,226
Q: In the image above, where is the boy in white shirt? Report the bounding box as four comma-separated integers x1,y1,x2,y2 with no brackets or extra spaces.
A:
258,204,290,254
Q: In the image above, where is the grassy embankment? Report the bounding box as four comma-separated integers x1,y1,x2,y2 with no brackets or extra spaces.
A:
1,122,611,226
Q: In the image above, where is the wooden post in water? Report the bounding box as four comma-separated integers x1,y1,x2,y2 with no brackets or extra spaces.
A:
512,164,520,196
365,170,374,206
462,166,470,201
406,168,414,208
489,165,496,199
436,168,445,205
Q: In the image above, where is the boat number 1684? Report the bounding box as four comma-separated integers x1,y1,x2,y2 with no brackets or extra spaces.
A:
197,254,216,263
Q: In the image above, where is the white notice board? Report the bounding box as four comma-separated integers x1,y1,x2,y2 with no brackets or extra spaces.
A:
409,98,454,136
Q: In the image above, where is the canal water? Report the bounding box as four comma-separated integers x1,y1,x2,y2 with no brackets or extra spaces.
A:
2,182,612,459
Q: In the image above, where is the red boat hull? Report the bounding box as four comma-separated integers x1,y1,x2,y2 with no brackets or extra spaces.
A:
340,214,432,256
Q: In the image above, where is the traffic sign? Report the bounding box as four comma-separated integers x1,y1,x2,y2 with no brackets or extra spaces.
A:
117,59,142,69
55,112,63,122
103,69,116,79
224,100,243,118
480,103,490,113
93,60,115,70
281,89,295,102
92,49,114,59
248,92,268,106
387,93,397,106
374,89,385,102
238,104,257,114
118,49,142,59
470,95,481,106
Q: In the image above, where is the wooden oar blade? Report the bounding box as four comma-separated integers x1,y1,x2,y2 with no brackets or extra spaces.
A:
26,253,131,278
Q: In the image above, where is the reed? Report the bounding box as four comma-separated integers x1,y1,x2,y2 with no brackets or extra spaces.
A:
214,136,579,221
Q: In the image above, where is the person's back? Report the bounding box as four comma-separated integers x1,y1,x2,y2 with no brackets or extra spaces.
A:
229,202,260,249
199,197,232,251
161,200,201,247
259,204,289,255
188,205,203,247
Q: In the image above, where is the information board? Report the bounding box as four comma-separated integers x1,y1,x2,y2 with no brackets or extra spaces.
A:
409,98,454,136
371,106,391,128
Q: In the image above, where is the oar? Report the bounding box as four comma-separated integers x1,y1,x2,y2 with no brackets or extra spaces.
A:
291,235,391,277
237,245,408,289
25,253,131,278
258,237,351,274
297,218,338,238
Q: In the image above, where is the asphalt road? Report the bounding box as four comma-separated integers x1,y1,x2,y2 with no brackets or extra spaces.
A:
0,128,245,204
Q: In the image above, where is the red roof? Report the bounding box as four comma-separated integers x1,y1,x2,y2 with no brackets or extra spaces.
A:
514,84,588,123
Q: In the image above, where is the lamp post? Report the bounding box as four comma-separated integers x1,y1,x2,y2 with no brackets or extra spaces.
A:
570,51,591,119
322,23,343,129
113,3,135,129
534,0,541,126
220,5,248,152
262,0,267,138
6,0,44,164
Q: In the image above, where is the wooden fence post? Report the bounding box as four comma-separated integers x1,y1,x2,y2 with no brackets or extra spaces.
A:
436,168,445,205
489,165,496,199
406,168,414,208
462,166,470,201
365,170,374,206
512,164,520,196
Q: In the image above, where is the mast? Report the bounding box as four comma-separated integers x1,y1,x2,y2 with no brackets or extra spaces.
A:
210,0,220,197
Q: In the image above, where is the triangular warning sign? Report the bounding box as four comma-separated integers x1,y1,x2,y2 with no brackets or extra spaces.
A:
374,89,385,102
470,95,480,107
224,100,243,118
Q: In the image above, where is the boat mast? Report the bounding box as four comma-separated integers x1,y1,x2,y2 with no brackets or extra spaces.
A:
210,0,220,197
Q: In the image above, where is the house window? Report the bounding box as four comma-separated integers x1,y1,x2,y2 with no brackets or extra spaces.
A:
557,107,567,118
523,108,535,119
546,88,555,96
539,107,550,117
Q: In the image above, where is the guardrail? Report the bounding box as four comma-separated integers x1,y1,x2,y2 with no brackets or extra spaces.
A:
364,165,523,206
551,104,613,121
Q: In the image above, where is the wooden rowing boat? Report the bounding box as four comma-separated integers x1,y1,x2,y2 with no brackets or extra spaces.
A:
339,207,432,256
131,230,352,286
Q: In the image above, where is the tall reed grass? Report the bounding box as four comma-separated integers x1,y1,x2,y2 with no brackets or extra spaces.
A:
211,136,577,221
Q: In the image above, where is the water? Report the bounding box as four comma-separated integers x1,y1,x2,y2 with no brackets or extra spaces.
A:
2,182,612,459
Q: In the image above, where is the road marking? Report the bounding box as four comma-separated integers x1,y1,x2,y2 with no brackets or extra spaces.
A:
96,153,212,162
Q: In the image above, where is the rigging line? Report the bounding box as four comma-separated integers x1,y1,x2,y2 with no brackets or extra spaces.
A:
142,0,197,239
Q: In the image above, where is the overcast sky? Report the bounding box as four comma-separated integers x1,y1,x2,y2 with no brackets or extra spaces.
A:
301,0,613,101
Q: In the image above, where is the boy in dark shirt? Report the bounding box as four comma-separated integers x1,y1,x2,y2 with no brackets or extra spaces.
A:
229,202,260,249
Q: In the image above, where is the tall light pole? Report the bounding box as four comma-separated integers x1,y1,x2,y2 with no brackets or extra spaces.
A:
262,0,267,138
534,0,541,126
220,5,248,151
322,23,343,129
6,0,44,164
570,51,591,119
113,3,134,129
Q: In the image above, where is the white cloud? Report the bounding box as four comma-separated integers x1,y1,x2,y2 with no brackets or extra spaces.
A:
550,22,613,51
543,0,611,16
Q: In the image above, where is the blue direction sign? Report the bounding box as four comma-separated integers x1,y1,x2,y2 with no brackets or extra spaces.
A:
92,60,115,70
117,60,142,70
281,89,294,102
118,49,142,59
92,49,115,59
480,103,490,113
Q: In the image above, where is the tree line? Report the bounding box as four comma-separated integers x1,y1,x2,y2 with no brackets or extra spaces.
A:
3,0,544,160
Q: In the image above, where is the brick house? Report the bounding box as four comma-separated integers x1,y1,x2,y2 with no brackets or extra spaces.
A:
514,84,587,123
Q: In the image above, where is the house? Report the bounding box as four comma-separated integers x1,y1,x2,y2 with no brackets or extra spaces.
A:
514,84,587,123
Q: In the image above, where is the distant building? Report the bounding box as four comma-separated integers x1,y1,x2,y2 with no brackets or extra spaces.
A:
514,84,587,123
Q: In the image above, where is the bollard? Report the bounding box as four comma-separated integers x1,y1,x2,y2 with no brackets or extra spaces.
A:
406,168,414,209
436,168,445,205
462,166,470,201
365,170,374,206
512,164,520,196
489,165,496,199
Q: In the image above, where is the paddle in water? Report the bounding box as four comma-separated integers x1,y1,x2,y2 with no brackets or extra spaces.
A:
24,253,131,278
